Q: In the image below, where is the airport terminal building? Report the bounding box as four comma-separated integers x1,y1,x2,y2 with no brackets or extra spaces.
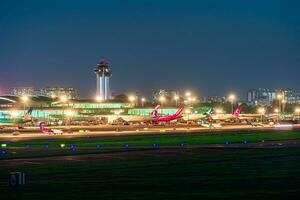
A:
0,95,179,124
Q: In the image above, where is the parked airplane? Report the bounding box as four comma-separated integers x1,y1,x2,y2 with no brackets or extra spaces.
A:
182,108,213,121
152,105,185,123
104,106,160,125
39,122,63,135
208,105,242,121
106,105,185,124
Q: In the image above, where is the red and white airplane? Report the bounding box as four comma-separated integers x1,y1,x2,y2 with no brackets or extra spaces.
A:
106,105,184,124
211,104,262,121
152,105,185,123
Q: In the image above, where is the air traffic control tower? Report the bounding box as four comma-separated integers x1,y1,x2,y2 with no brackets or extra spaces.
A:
94,59,112,100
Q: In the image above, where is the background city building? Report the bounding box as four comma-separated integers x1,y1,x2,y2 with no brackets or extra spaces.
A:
202,96,226,103
10,87,37,96
40,87,79,99
9,87,79,99
247,88,300,105
152,89,179,104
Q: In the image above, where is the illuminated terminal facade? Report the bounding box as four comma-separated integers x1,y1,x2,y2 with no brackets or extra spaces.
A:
0,96,179,123
94,60,112,100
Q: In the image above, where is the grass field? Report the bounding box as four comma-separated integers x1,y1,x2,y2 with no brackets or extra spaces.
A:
2,130,300,148
1,130,300,159
1,148,300,199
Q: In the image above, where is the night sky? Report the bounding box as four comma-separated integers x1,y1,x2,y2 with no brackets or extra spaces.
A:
0,0,299,98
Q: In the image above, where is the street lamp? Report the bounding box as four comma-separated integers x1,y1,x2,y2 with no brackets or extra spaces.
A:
159,96,166,107
258,108,265,123
274,108,279,123
277,94,282,112
21,96,29,114
128,95,136,107
228,94,235,113
281,100,286,113
191,97,196,106
185,91,191,98
174,95,179,106
141,97,146,107
295,108,300,124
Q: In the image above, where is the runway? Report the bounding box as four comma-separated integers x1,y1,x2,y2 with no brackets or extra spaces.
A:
0,124,299,142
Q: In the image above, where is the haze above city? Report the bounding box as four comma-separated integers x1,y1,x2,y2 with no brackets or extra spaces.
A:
0,0,299,98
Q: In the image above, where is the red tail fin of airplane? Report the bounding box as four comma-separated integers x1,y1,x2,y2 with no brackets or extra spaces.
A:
151,105,160,117
39,122,50,133
174,105,185,116
233,104,242,116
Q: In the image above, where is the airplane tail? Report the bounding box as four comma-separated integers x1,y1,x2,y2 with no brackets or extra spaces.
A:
233,104,242,116
151,105,160,117
204,108,213,116
39,122,45,131
24,107,33,120
175,104,185,116
39,122,49,133
27,107,33,115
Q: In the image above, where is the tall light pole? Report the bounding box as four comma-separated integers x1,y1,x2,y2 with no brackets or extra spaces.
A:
141,97,146,107
128,95,136,107
295,108,300,124
185,91,191,98
282,100,286,113
185,91,192,106
21,96,29,114
228,94,235,114
258,108,265,123
277,94,282,113
159,96,166,116
174,95,179,106
60,96,68,122
191,97,196,107
159,96,166,107
274,108,279,123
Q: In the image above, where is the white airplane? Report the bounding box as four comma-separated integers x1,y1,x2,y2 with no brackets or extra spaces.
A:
104,106,160,125
182,108,214,121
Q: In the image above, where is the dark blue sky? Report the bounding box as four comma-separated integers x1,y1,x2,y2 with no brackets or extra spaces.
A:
0,0,299,98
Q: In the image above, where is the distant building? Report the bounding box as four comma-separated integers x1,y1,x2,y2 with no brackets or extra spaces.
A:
40,87,79,99
152,89,179,103
247,88,275,105
247,88,300,105
203,96,226,103
277,89,300,104
9,86,79,99
10,87,37,96
247,89,258,103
